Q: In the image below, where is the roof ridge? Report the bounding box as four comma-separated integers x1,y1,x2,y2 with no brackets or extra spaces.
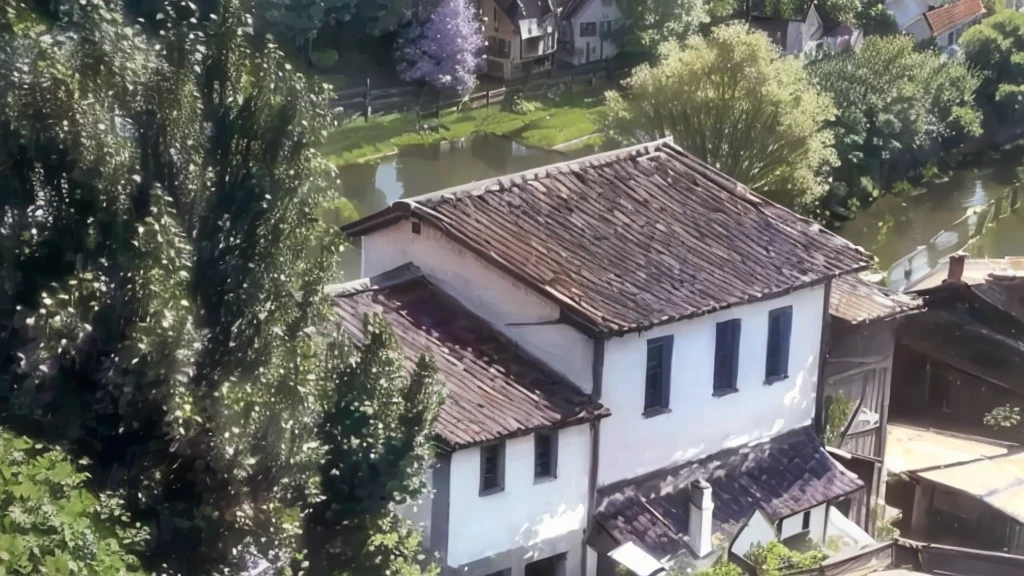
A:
393,137,676,209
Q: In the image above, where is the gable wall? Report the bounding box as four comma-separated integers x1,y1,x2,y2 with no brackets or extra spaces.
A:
361,221,595,394
569,0,621,65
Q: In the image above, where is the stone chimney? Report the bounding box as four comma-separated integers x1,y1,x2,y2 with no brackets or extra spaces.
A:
688,479,714,558
946,253,967,284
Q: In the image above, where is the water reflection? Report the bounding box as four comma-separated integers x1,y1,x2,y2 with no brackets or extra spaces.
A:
335,134,593,280
840,146,1024,270
338,134,588,217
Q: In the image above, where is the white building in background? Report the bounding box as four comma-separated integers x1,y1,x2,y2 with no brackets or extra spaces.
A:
557,0,623,66
480,0,558,78
887,0,985,47
339,138,876,576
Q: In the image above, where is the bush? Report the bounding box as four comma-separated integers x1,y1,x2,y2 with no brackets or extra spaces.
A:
745,541,827,576
310,48,340,70
0,430,148,575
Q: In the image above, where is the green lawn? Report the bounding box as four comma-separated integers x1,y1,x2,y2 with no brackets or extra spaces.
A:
319,94,607,165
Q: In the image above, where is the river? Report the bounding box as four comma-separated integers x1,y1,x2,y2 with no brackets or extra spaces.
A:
336,136,1024,282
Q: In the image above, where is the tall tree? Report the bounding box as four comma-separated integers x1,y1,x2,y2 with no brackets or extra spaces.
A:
397,0,483,97
809,36,981,214
616,0,709,51
307,316,442,576
0,0,441,573
603,23,837,211
960,10,1024,130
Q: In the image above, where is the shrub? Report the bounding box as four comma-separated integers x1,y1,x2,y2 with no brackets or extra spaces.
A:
311,48,340,70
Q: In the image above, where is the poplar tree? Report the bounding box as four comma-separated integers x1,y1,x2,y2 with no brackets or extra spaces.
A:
0,0,441,573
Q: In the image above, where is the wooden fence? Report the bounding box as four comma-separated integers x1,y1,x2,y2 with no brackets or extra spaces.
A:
331,60,636,123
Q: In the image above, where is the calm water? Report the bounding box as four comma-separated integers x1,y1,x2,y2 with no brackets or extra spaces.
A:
839,146,1024,271
336,134,591,278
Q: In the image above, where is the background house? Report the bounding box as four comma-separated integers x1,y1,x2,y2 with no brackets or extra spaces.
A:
892,0,985,47
891,256,1024,439
824,275,923,533
482,0,558,78
747,3,863,56
557,0,622,66
343,139,875,576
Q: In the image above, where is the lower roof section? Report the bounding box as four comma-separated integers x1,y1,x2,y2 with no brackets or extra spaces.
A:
330,263,608,450
593,426,863,563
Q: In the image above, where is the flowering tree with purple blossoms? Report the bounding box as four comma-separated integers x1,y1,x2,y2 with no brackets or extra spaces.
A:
399,0,483,97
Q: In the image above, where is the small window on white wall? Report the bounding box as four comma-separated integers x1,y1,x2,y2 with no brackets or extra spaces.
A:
534,430,558,481
479,441,505,496
644,336,673,415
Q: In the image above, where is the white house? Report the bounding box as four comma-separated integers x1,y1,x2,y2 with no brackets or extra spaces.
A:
748,3,864,56
480,0,558,78
557,0,623,66
887,0,985,47
340,139,875,576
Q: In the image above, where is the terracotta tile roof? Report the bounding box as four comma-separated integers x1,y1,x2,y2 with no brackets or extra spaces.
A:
593,426,863,561
924,0,985,36
330,264,608,449
829,275,922,324
345,139,872,335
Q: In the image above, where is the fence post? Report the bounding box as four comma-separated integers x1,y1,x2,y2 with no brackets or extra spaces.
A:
364,77,371,123
589,71,596,88
1012,185,1020,212
485,89,491,110
436,90,442,119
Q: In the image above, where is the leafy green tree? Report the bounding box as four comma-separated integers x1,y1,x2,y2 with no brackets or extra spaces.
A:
603,24,838,210
984,405,1023,441
0,429,148,575
1,0,439,574
307,316,443,575
816,0,861,24
961,10,1024,129
616,0,709,51
855,0,899,36
809,36,981,215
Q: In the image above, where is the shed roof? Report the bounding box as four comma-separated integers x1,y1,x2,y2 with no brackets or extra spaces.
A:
923,0,985,36
915,452,1024,523
829,275,922,324
593,426,863,563
344,139,872,335
330,264,608,449
495,0,553,22
885,423,1013,474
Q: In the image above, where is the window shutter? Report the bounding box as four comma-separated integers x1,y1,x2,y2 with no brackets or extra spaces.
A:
779,307,792,376
729,320,742,388
660,335,673,407
715,320,740,391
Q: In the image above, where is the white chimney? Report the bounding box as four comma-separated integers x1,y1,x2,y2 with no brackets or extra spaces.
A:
688,479,714,557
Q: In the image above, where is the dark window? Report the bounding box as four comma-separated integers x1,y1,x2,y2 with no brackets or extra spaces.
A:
599,20,613,34
493,6,498,31
534,431,558,480
484,570,511,576
644,336,673,413
714,319,741,394
479,442,505,495
765,306,793,382
802,510,811,531
580,21,597,37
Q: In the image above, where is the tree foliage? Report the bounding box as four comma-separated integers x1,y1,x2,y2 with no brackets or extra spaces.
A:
961,10,1024,128
809,36,981,215
0,0,441,574
745,541,826,576
603,24,837,210
855,0,899,36
307,316,443,576
0,430,148,575
397,0,483,96
616,0,709,50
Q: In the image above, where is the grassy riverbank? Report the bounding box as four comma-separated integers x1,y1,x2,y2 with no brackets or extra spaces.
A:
319,93,606,165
